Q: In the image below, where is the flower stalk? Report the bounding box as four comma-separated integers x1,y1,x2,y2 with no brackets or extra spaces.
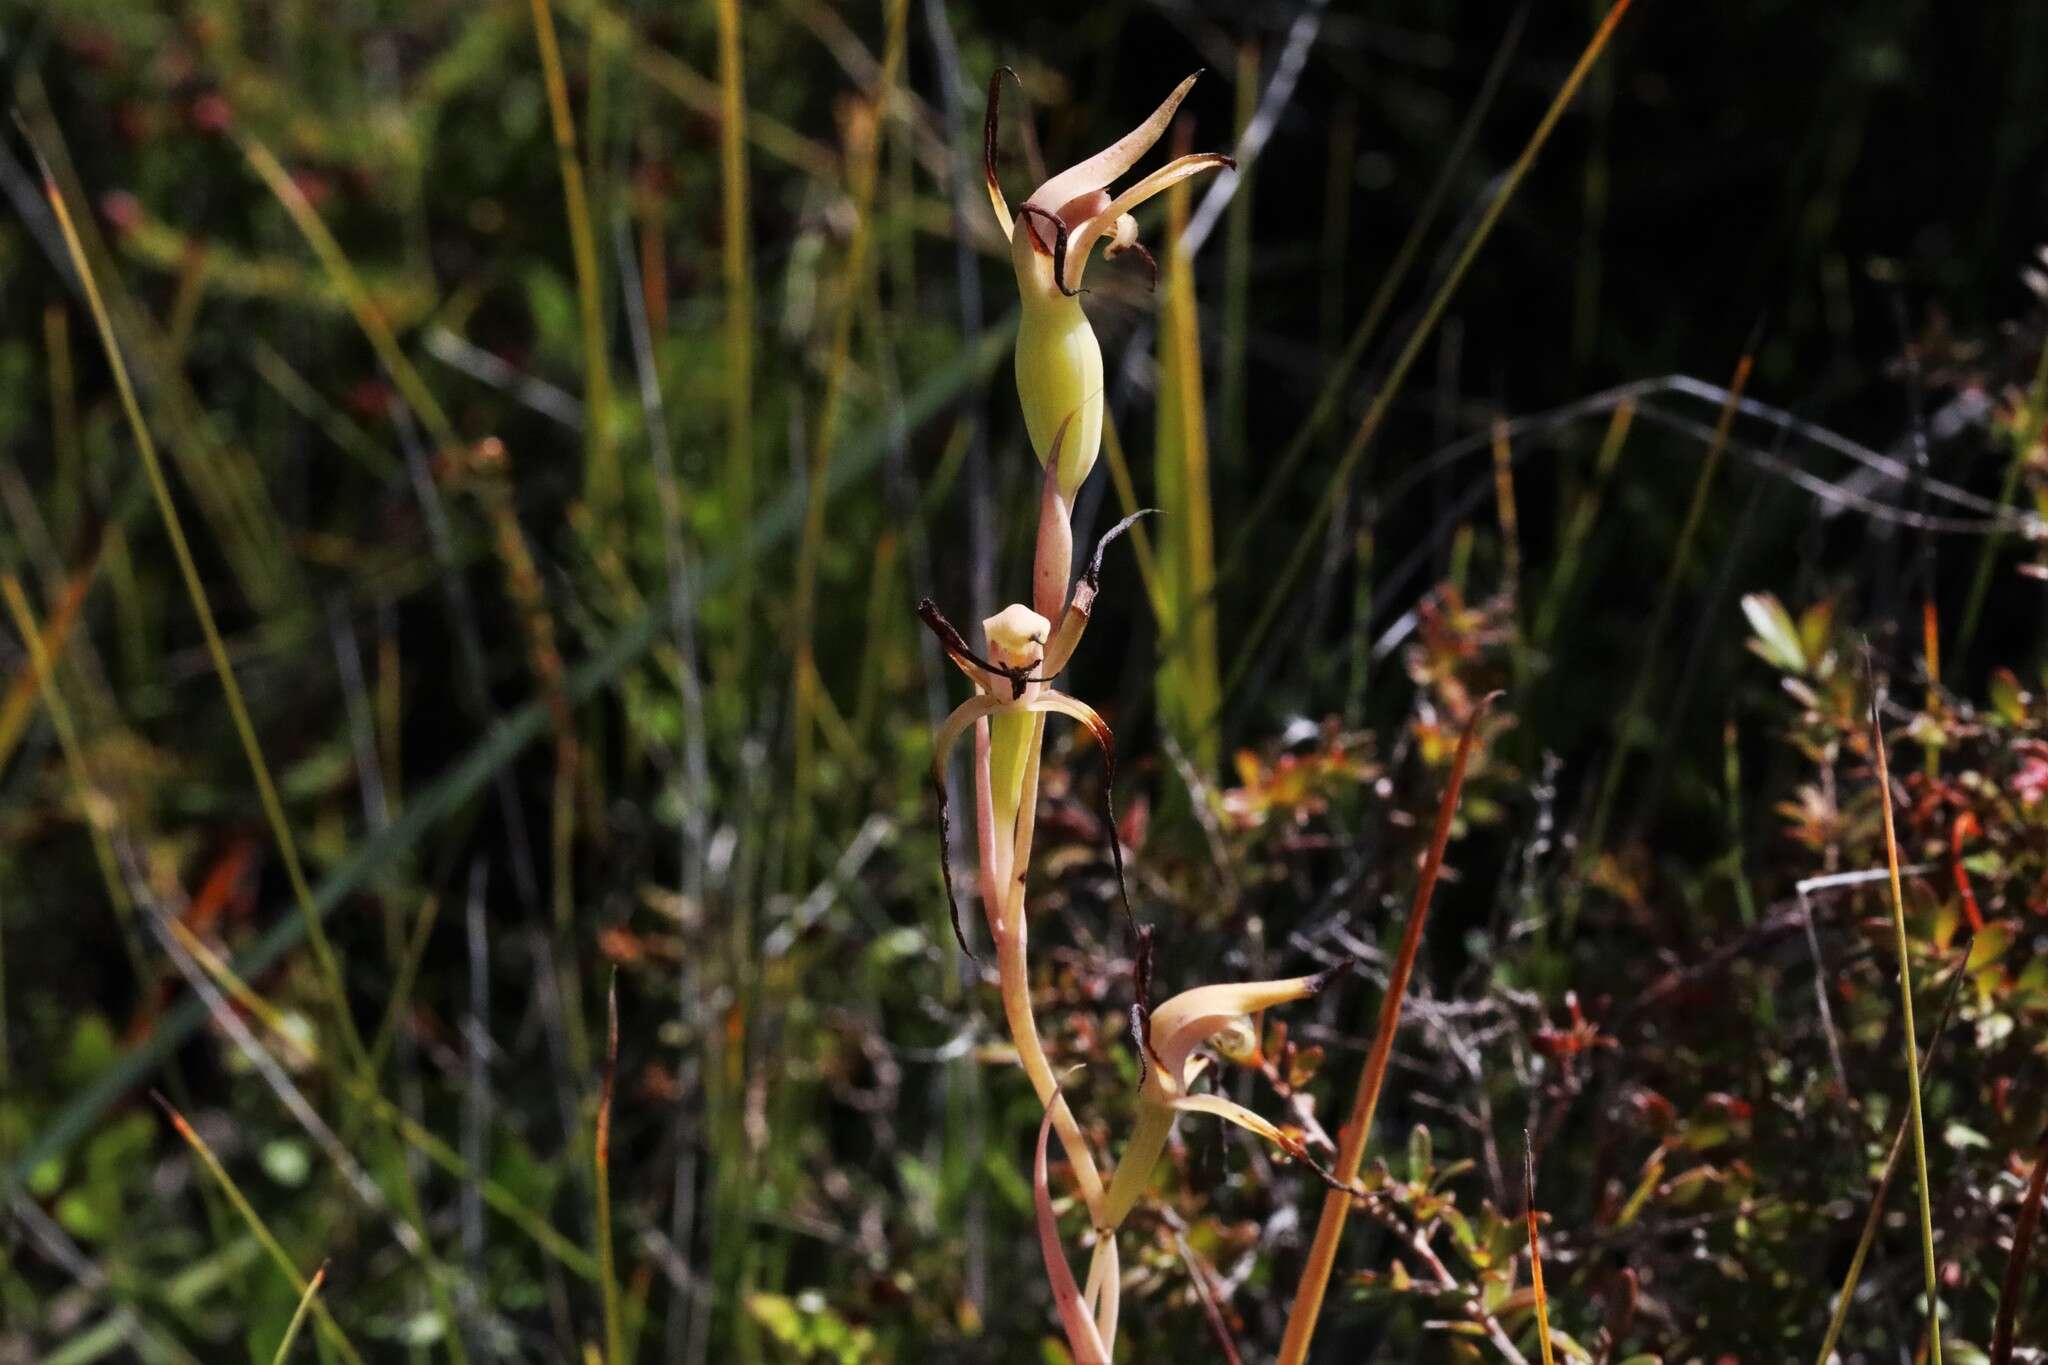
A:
923,67,1246,1357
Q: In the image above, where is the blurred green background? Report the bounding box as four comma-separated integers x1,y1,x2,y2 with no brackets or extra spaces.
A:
4,0,2048,1360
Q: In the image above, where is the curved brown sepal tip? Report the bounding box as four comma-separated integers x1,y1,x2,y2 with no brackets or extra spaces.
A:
1085,508,1159,587
917,597,1048,696
929,770,978,964
1129,1003,1152,1090
1119,239,1159,292
1075,710,1138,935
1303,956,1358,995
984,67,1015,196
1017,204,1081,297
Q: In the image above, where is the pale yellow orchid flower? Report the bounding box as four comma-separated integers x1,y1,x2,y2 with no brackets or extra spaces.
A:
985,68,1235,504
1099,957,1352,1230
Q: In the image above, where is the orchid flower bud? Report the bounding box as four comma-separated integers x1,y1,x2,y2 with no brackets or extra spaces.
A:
986,70,1235,503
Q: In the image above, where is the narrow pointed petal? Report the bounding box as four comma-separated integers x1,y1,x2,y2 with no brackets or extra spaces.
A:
1036,1101,1113,1363
930,693,1008,958
1025,691,1135,932
1068,153,1236,289
984,67,1016,239
917,598,1006,694
1175,1096,1358,1196
1172,1092,1298,1152
1027,72,1202,218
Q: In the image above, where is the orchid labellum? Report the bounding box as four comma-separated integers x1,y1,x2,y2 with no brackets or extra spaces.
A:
986,69,1235,508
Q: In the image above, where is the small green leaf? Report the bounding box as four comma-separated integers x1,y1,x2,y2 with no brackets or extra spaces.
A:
1407,1123,1433,1185
1990,667,2026,722
1742,592,1807,673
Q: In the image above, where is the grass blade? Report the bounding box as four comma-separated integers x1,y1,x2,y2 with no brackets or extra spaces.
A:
1581,347,1753,868
269,1262,328,1364
597,975,625,1363
1532,398,1635,649
155,910,597,1279
1220,1,1630,714
1812,960,1964,1364
156,1097,365,1365
1155,137,1222,776
1217,6,1529,592
7,314,1010,1198
527,0,616,510
23,122,367,1070
0,547,98,773
1871,682,1944,1365
1525,1133,1556,1365
232,131,460,456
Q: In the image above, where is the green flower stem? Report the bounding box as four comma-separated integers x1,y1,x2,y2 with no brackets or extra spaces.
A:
1101,1098,1176,1232
997,915,1106,1218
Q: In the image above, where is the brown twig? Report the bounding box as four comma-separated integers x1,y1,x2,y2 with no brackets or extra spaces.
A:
1277,694,1497,1361
1989,1126,2048,1365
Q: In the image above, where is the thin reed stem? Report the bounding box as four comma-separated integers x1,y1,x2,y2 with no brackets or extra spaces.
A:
1814,960,1966,1365
269,1262,328,1364
1276,695,1496,1364
790,0,908,887
1871,686,1943,1365
1221,0,1634,720
596,977,625,1364
528,0,616,510
157,1098,366,1365
716,0,755,682
1525,1134,1556,1365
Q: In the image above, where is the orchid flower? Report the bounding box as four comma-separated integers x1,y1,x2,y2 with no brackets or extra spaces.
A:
921,503,1151,956
985,68,1235,515
1099,949,1353,1231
